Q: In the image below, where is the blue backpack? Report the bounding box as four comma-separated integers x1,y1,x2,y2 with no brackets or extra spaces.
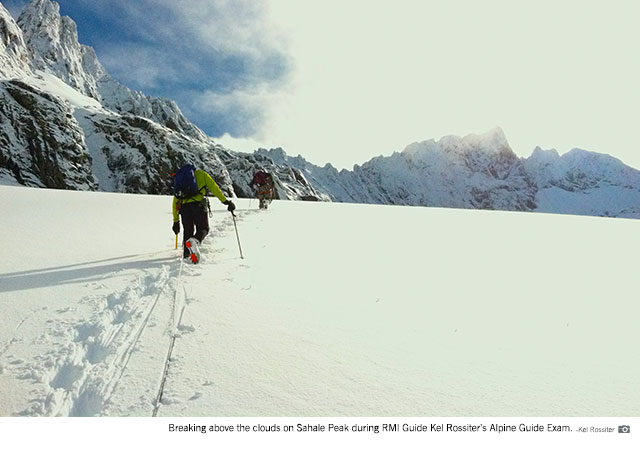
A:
172,164,201,199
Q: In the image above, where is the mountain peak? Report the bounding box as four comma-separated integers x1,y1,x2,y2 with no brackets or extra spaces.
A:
17,0,99,96
400,128,514,164
18,0,66,34
460,126,510,151
26,0,58,13
435,127,510,153
530,146,560,159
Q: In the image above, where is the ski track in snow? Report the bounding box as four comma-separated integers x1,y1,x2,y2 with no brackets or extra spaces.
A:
1,210,249,417
10,268,171,416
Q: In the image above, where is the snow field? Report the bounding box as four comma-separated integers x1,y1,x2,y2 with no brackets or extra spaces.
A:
0,185,639,416
223,203,639,415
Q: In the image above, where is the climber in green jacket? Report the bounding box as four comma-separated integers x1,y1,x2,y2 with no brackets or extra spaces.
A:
171,165,235,263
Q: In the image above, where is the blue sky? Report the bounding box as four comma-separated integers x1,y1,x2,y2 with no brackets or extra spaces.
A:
4,0,292,138
4,0,640,170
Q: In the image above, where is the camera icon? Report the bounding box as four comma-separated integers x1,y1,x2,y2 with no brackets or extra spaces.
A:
618,425,630,434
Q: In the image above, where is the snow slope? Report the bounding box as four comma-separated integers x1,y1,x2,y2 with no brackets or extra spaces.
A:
0,185,638,416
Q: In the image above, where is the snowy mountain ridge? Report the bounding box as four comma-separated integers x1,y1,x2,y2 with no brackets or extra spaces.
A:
1,0,640,218
256,128,640,218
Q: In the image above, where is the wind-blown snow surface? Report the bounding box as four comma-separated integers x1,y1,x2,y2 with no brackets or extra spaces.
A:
0,185,638,416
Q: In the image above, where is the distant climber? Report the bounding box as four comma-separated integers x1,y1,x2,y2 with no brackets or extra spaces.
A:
249,169,275,209
171,164,235,264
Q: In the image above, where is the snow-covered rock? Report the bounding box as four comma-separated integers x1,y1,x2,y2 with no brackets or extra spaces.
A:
0,3,31,78
524,147,640,218
221,147,326,201
0,78,96,189
75,110,233,194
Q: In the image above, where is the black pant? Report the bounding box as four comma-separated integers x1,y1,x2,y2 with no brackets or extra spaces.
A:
180,201,209,257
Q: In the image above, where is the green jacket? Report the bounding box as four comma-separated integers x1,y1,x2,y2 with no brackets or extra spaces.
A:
172,169,228,222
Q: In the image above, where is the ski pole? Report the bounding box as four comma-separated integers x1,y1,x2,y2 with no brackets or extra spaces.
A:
175,234,178,250
231,211,244,259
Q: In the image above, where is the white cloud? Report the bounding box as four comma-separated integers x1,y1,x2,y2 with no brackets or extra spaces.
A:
194,81,293,137
154,0,289,62
98,44,175,89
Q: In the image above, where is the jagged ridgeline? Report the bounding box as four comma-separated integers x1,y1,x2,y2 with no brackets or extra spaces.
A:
2,0,640,218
